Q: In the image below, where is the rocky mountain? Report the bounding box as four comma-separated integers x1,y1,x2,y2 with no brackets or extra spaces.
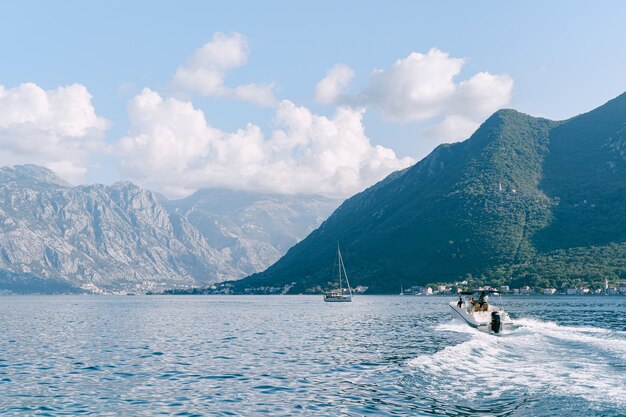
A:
162,189,340,275
0,165,339,293
236,92,626,293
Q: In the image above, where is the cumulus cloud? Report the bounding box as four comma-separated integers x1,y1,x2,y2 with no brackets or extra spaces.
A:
117,89,413,198
420,115,480,143
171,32,276,106
0,83,108,182
317,48,513,142
231,83,277,107
315,64,355,105
361,49,465,122
452,71,514,119
427,71,513,141
171,32,247,96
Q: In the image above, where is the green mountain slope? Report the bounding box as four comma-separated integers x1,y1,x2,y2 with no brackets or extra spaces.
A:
235,93,626,293
535,94,626,250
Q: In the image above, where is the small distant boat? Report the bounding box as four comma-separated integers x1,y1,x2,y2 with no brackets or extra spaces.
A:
324,243,353,303
449,290,515,335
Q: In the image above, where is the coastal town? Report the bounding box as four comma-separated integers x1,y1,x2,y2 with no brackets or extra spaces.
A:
400,280,626,296
164,278,626,296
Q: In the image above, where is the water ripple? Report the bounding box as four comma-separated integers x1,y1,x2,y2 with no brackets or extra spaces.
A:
0,295,624,416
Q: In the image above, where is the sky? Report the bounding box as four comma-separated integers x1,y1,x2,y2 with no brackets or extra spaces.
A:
1,1,625,198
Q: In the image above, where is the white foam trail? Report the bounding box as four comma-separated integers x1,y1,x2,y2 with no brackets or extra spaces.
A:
408,319,626,405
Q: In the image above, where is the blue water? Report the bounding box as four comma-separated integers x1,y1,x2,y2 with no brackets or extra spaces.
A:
0,295,624,416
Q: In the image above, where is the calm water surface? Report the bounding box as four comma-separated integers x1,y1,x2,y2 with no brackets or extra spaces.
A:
0,295,624,416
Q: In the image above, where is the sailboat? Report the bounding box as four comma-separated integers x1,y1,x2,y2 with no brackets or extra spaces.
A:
323,243,353,302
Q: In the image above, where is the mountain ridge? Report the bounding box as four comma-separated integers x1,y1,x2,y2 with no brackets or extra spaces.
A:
0,165,339,293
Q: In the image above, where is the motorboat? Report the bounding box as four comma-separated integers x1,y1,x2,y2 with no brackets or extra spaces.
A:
449,290,514,335
323,243,353,302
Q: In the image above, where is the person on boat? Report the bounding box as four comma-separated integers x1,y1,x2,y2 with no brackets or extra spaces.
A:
478,291,489,311
457,296,463,308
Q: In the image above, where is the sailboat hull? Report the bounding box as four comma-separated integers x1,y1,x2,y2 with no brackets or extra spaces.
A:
323,295,352,302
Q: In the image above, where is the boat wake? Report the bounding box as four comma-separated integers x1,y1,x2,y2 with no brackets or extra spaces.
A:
407,318,626,410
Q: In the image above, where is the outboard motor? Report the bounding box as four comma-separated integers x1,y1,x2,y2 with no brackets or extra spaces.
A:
490,312,502,334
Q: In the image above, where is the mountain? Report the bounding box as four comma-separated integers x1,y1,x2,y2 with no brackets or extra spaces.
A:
162,189,340,274
0,165,339,293
236,93,626,293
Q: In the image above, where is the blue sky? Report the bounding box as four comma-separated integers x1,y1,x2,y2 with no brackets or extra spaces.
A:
1,1,625,197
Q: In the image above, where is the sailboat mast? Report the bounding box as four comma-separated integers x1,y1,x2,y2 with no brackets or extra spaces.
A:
337,242,342,292
338,243,352,296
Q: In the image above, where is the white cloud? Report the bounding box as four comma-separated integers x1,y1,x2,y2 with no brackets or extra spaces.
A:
0,83,108,182
171,32,248,96
171,32,277,107
117,89,413,198
423,71,513,141
452,71,513,119
231,83,277,107
361,49,464,122
420,115,479,143
315,64,355,105
316,48,513,142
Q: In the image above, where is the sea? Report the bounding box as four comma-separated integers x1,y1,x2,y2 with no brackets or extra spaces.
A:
0,295,624,416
